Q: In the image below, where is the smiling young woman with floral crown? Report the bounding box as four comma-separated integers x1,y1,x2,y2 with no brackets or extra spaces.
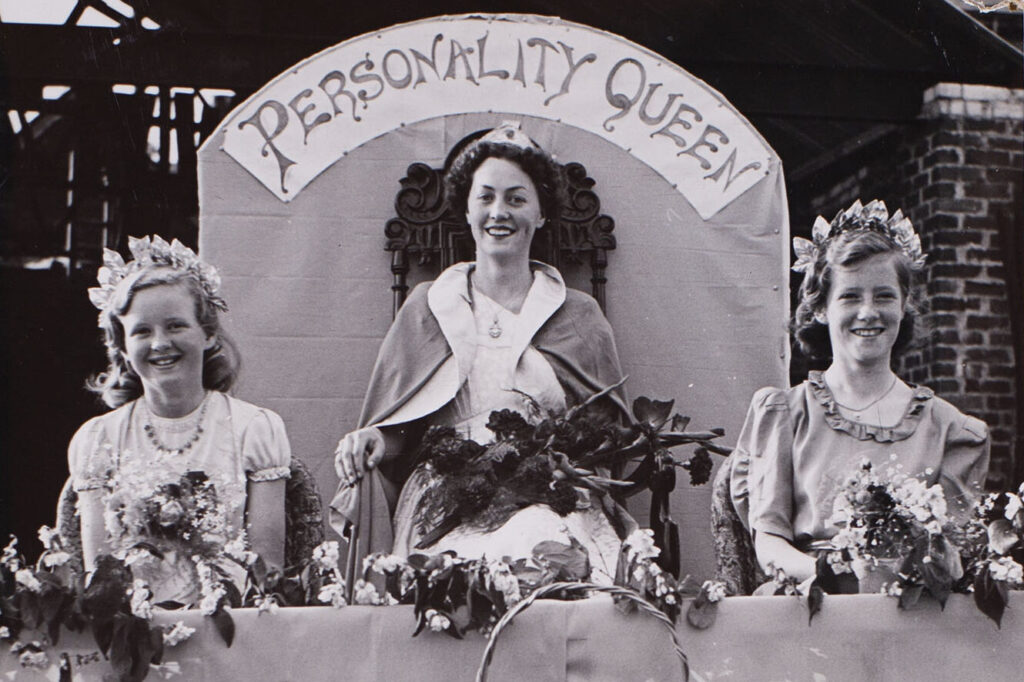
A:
68,235,292,605
728,199,990,590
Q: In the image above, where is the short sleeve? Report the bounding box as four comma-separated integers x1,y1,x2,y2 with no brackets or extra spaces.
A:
730,387,796,542
67,418,116,492
239,408,292,482
940,413,990,516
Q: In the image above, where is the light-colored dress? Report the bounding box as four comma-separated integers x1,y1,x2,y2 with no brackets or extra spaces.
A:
730,370,989,549
388,265,626,583
68,391,291,603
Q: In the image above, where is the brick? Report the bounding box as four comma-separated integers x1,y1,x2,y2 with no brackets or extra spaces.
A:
927,247,958,262
930,296,980,311
922,213,961,230
930,230,984,246
989,364,1018,378
928,313,960,327
987,136,1024,152
923,183,956,200
963,331,985,345
934,329,960,344
923,149,961,165
990,300,1008,315
931,166,984,182
989,396,1017,410
932,263,984,278
966,149,1012,167
933,363,958,377
964,281,1006,296
990,332,1015,345
964,183,1011,199
933,131,983,147
966,247,1004,262
962,84,1013,102
963,118,1011,132
932,346,958,361
965,347,1011,363
988,265,1007,279
992,428,1014,442
932,198,985,214
967,315,1009,330
929,379,961,394
963,362,986,380
928,279,961,296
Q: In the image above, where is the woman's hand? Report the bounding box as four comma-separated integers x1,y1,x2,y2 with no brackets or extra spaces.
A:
334,427,386,488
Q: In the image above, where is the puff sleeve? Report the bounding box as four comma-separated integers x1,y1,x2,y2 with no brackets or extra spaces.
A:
730,387,796,542
67,417,116,492
240,408,292,482
940,414,990,516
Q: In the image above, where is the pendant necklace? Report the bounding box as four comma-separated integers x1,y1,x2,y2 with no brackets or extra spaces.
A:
830,375,899,422
471,276,504,339
142,393,210,457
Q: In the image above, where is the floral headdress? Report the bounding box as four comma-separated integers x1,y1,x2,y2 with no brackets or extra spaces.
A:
480,121,541,151
88,235,228,318
792,199,926,275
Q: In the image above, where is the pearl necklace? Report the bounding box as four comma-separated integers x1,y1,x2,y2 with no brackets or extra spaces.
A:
142,394,209,457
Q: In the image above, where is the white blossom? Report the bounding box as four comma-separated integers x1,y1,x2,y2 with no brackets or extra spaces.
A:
352,579,381,605
129,580,154,620
150,661,183,678
162,622,195,647
318,582,348,608
702,580,727,603
37,526,61,552
254,595,280,615
311,541,341,572
41,551,72,568
365,552,403,575
2,536,19,571
425,609,451,632
1005,493,1023,523
622,528,660,563
989,557,1024,585
199,586,226,616
0,626,11,640
15,569,43,593
487,560,521,606
18,650,49,670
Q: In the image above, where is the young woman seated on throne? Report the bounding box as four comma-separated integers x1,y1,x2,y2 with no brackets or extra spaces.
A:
330,124,636,583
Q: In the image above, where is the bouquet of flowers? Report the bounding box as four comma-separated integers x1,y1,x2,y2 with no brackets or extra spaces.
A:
826,457,963,605
958,483,1024,626
412,384,729,575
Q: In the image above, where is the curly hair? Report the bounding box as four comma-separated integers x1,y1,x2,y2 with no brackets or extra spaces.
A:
792,228,923,359
88,266,240,408
443,137,566,223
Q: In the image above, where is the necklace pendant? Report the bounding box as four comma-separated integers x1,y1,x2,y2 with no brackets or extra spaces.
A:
488,322,502,339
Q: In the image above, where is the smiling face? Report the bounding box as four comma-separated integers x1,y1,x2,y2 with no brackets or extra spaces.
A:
822,252,905,368
118,282,214,399
465,156,543,263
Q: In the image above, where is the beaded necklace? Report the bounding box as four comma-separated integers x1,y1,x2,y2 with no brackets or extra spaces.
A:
142,394,210,457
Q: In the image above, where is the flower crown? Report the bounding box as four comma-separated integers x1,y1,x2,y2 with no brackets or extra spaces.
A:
792,199,926,274
88,235,227,317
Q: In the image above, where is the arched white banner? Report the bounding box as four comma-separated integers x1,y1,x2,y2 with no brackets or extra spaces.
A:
218,13,774,220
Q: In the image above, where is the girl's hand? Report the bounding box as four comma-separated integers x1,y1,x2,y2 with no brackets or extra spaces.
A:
334,427,386,488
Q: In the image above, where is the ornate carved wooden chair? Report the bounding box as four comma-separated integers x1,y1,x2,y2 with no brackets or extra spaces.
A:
709,461,767,595
55,456,325,572
383,132,617,317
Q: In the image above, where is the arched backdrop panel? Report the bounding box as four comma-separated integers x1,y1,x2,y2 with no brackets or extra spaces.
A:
197,15,789,581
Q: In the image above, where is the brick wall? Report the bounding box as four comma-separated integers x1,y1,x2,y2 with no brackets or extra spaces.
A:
796,83,1024,489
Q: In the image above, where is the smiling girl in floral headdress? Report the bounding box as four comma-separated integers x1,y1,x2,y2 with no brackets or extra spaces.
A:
729,200,989,589
68,236,291,605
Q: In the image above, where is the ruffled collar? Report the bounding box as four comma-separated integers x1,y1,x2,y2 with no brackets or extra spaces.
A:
806,370,933,443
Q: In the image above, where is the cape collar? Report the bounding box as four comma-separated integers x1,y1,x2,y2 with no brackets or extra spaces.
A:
427,261,566,384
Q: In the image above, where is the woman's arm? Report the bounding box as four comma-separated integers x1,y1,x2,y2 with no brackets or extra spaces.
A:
334,423,405,488
78,489,112,573
246,478,287,570
754,532,816,581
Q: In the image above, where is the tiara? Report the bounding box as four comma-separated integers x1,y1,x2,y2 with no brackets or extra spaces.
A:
88,235,228,316
480,121,540,151
792,199,926,274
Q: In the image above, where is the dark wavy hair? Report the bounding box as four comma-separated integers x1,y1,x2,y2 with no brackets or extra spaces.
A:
793,229,923,359
88,266,240,408
443,136,566,223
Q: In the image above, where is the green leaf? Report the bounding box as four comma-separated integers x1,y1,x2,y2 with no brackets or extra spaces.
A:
685,593,718,630
973,570,1009,628
632,396,675,431
210,607,235,647
987,519,1020,555
806,583,825,626
532,540,590,581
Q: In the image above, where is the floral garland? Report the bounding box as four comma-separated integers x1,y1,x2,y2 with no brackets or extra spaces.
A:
766,459,1024,626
